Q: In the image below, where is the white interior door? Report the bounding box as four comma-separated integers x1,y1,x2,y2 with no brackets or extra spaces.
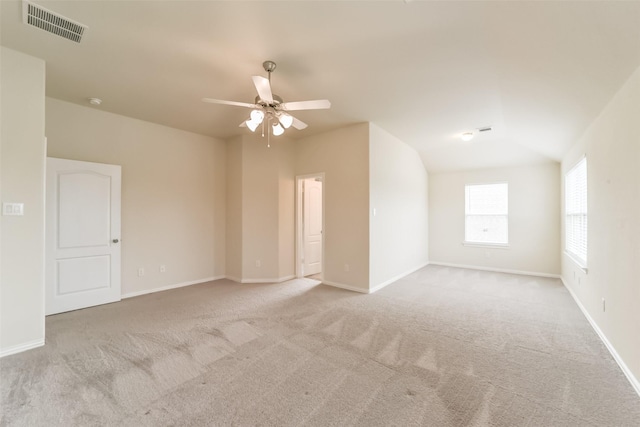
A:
303,177,323,276
46,158,121,315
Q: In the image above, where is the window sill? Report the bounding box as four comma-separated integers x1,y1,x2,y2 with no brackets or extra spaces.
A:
463,242,510,249
564,251,588,274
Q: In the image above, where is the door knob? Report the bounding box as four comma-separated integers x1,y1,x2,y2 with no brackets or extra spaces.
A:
112,239,119,243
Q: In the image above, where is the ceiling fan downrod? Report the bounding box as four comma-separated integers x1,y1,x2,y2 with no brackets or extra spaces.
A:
263,60,277,83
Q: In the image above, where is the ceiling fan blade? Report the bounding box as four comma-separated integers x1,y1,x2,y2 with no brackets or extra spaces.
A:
202,98,257,108
291,116,308,130
281,99,331,111
252,76,273,103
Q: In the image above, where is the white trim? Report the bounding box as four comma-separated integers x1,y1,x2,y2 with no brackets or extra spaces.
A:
237,275,296,284
464,182,509,246
564,251,588,274
322,280,369,294
369,261,430,294
565,154,587,175
295,173,325,279
41,137,47,348
0,339,45,358
561,277,640,397
429,261,560,279
564,157,588,267
121,276,224,299
462,242,510,249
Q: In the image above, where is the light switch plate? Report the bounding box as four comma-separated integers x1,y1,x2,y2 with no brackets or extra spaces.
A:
3,203,24,216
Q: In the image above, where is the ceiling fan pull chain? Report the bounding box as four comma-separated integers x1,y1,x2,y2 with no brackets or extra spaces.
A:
267,116,271,148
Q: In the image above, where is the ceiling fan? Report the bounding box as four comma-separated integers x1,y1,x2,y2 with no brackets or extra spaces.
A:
202,61,330,141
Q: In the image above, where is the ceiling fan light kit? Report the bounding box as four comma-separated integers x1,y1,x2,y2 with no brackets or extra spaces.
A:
203,60,331,147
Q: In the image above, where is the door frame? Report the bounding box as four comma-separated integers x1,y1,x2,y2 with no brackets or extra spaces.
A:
295,173,325,279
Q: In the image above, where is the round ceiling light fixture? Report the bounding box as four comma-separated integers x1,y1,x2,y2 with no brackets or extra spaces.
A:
461,132,474,141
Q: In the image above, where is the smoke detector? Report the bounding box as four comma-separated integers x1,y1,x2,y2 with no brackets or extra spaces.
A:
22,1,87,43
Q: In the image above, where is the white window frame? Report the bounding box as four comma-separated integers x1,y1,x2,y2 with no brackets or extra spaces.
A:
565,157,588,271
464,182,509,247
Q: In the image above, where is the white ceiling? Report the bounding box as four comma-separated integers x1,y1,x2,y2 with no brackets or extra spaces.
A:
2,0,639,172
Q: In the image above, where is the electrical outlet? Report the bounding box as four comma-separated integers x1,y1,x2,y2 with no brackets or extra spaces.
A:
160,265,166,273
344,264,350,272
256,260,261,268
138,268,145,277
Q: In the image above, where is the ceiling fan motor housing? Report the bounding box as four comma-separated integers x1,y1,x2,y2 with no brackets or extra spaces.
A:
255,94,283,108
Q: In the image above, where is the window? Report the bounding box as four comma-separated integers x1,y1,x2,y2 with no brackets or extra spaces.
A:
465,183,508,245
565,158,587,267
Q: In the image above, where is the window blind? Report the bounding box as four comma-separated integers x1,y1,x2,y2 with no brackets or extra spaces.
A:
565,158,587,266
465,183,508,245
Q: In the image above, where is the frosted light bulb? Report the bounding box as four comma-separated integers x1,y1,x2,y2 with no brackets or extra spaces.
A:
272,123,284,136
279,113,293,129
250,109,264,123
246,119,259,132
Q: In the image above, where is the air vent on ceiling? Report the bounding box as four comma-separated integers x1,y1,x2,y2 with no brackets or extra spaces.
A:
22,1,87,43
478,126,493,132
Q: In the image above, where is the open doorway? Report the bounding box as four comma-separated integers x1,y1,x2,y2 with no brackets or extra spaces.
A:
296,173,324,280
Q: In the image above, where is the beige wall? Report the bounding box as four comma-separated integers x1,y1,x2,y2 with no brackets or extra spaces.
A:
295,123,370,291
241,134,295,281
277,139,296,280
225,134,295,282
0,48,46,355
225,136,243,281
369,123,429,290
429,163,561,276
561,66,640,389
46,98,226,296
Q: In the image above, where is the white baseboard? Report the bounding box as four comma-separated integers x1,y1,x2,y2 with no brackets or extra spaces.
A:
370,261,430,294
225,275,296,284
241,275,295,284
320,262,430,295
0,338,45,358
428,261,560,279
561,277,640,397
122,276,224,299
322,280,369,294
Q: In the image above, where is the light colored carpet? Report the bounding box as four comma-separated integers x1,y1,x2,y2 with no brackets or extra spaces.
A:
1,265,639,426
